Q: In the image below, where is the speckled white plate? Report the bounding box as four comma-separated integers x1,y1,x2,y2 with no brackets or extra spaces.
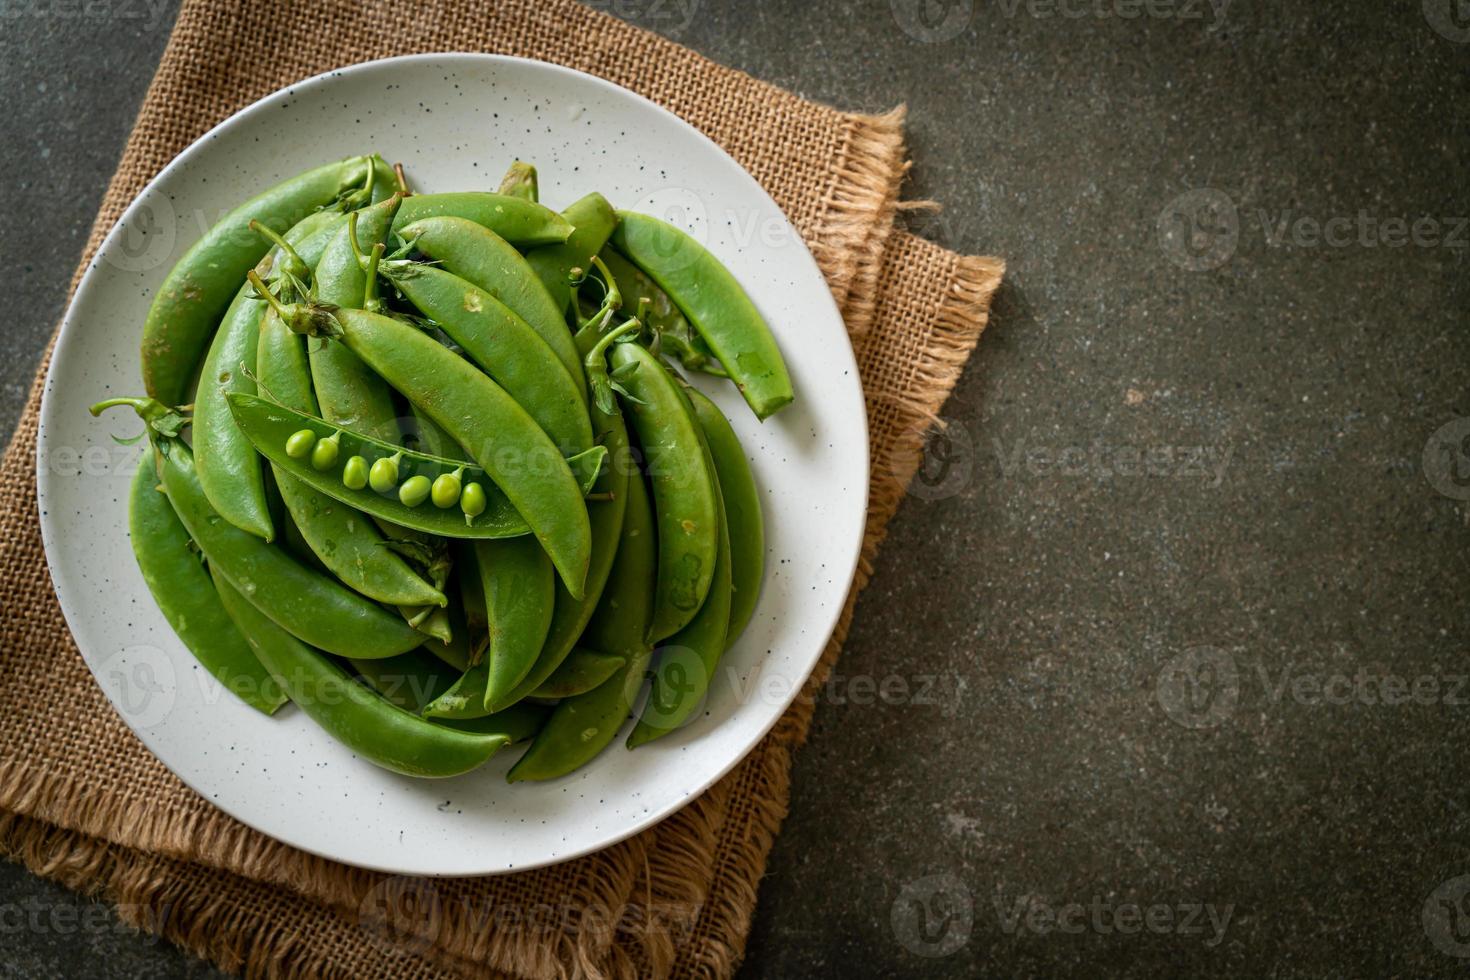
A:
37,54,866,876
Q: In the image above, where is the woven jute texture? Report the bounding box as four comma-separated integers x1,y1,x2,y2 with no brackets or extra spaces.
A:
0,1,1004,977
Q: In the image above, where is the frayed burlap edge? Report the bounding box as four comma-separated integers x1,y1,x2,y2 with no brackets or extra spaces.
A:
812,106,909,323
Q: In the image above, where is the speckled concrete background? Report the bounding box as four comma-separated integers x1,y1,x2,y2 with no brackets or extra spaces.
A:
3,1,1468,977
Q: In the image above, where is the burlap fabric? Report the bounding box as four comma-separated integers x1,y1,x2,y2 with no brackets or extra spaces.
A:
0,1,1003,976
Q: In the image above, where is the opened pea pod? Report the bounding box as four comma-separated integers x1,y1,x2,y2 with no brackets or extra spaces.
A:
227,392,607,540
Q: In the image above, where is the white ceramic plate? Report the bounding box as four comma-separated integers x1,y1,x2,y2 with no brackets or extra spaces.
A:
37,54,866,876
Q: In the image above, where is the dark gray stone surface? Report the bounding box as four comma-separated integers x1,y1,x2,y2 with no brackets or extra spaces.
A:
3,1,1468,977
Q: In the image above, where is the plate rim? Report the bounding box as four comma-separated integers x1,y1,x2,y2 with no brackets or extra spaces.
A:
36,51,870,876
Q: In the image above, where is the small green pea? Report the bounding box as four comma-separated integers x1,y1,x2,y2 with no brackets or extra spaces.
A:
461,482,487,525
310,432,341,471
285,429,317,459
342,455,369,490
399,475,432,508
369,452,401,494
431,468,464,509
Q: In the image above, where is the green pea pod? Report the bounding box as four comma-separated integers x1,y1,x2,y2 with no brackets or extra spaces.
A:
396,216,583,388
483,413,630,714
349,649,458,713
392,192,573,246
193,211,351,541
309,196,403,442
628,417,733,748
611,210,794,420
128,456,286,715
684,387,764,644
256,310,445,609
382,261,591,454
438,702,551,743
405,403,470,461
609,342,720,641
457,541,488,630
478,536,555,709
141,156,376,405
427,535,556,717
227,392,607,539
370,517,455,639
529,648,626,700
497,161,538,202
525,192,618,314
119,416,423,660
509,473,656,781
274,304,594,598
213,574,508,778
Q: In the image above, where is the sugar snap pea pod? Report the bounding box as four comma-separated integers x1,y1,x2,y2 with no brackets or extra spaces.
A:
413,579,470,669
404,403,470,461
525,192,618,314
255,303,445,609
349,649,458,712
370,517,454,638
483,334,634,713
309,197,404,443
396,217,583,387
269,300,594,598
281,505,330,575
609,342,720,641
128,457,286,715
477,536,555,710
228,392,606,539
213,574,507,778
421,657,491,719
391,192,572,246
438,702,550,743
141,156,376,405
509,472,656,780
529,648,627,700
457,541,488,630
498,161,538,202
628,424,733,748
611,210,794,420
193,213,350,541
92,398,424,659
382,261,591,454
684,387,764,643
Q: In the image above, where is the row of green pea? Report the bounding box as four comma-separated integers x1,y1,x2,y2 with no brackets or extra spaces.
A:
283,427,487,523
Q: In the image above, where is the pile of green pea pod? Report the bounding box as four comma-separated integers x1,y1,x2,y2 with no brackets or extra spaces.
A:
93,154,793,781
